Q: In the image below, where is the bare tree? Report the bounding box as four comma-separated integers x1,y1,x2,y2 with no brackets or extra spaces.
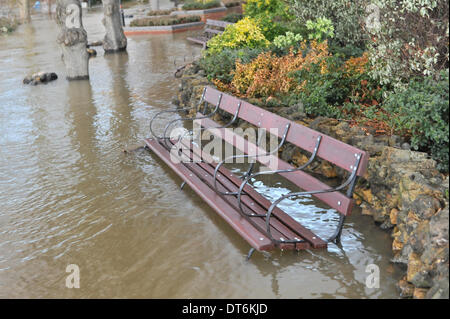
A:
102,0,127,52
19,0,31,23
149,0,160,11
56,0,89,80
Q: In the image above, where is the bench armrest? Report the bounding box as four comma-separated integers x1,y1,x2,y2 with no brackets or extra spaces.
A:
264,155,361,244
211,124,291,196
235,136,322,217
149,105,198,139
160,91,222,150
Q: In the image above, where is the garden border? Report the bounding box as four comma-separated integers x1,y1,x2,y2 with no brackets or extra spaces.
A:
124,21,205,35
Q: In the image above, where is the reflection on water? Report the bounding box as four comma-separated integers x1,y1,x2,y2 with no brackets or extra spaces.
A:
0,10,401,298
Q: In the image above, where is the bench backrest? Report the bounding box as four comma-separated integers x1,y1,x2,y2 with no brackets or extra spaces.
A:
202,86,369,178
205,19,233,30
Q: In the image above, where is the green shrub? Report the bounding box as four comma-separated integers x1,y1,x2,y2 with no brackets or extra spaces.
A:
221,13,243,23
288,52,382,118
288,0,367,48
206,17,269,54
273,32,303,50
381,70,449,172
305,17,334,42
199,47,265,83
147,8,178,16
224,1,241,8
365,0,449,88
130,15,201,27
182,0,221,10
243,0,293,41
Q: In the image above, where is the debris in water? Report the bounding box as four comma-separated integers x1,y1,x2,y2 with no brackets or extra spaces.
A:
123,144,147,154
87,40,103,48
23,72,58,85
87,48,97,58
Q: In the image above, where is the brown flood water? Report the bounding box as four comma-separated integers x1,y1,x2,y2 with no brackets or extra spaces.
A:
0,10,402,298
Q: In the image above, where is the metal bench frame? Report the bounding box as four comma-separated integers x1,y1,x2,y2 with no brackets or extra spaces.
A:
145,86,369,258
187,19,234,49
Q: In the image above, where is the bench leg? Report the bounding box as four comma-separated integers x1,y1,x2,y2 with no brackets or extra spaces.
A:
240,162,256,180
180,181,187,190
335,216,346,244
246,247,256,261
329,214,346,245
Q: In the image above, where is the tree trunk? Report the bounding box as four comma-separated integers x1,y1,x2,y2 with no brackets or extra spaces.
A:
149,0,160,11
19,0,31,23
102,0,127,53
56,0,89,80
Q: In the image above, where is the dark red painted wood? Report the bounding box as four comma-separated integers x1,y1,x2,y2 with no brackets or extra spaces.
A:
144,138,274,251
203,86,369,177
198,116,354,216
177,139,327,249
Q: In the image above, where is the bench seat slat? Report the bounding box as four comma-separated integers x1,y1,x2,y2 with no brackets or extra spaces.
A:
187,36,208,45
205,28,223,35
206,19,233,28
170,139,312,250
177,139,327,249
185,160,304,250
144,138,275,251
198,116,354,216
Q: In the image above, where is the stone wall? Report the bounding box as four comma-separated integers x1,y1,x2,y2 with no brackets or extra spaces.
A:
173,63,449,299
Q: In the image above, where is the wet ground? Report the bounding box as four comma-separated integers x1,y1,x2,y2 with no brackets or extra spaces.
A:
0,8,402,298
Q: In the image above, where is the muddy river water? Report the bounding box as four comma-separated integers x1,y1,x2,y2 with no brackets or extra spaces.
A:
0,9,402,298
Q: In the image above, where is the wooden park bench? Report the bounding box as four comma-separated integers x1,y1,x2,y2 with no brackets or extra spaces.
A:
144,86,369,258
187,19,233,49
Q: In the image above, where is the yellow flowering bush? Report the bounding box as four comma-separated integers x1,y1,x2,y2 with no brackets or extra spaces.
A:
206,17,270,54
229,41,329,98
243,0,292,40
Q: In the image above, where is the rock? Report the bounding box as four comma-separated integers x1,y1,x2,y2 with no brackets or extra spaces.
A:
429,206,449,247
87,40,103,47
23,72,58,85
413,288,429,299
401,142,411,150
280,144,296,163
397,277,415,298
411,268,433,288
390,208,399,225
409,220,430,254
426,259,449,299
87,48,97,58
317,161,337,178
392,238,404,253
360,188,373,204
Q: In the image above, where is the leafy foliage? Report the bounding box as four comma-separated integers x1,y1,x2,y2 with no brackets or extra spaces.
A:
305,17,334,42
147,8,178,16
273,32,303,50
206,17,269,54
221,13,244,23
364,0,449,88
381,70,449,172
243,0,293,41
288,0,368,48
130,15,201,27
199,47,265,83
228,41,330,98
182,0,221,10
